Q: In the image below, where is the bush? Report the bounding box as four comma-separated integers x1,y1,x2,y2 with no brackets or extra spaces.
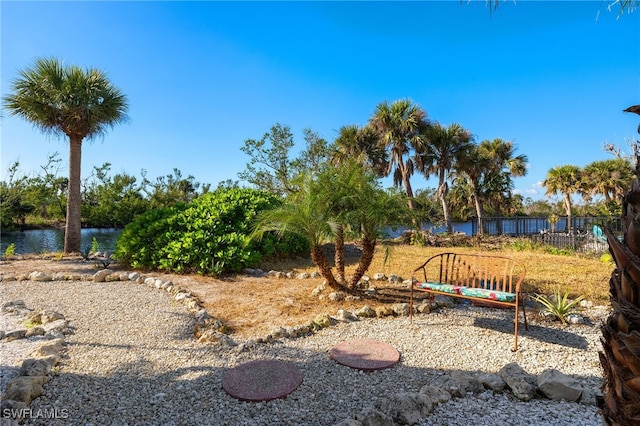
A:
114,188,308,275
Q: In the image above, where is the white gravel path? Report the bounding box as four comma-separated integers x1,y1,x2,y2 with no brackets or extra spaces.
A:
1,279,607,426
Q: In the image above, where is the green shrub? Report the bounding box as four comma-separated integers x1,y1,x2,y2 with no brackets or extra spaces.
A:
114,188,308,275
600,252,614,265
543,246,575,256
508,238,539,251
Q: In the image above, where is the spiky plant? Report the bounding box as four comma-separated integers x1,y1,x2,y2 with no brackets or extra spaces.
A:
598,105,640,425
532,291,584,326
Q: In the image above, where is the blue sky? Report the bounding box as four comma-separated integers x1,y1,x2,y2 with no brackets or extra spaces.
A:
1,1,639,202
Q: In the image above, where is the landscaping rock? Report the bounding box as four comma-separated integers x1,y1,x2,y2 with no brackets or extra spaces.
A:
92,269,113,282
537,369,583,402
354,306,376,318
500,362,537,401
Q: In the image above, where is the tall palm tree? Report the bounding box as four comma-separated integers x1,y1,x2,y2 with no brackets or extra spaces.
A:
598,105,640,426
369,99,430,210
3,57,128,252
480,139,528,225
415,122,474,233
455,138,527,235
455,144,489,234
542,164,582,234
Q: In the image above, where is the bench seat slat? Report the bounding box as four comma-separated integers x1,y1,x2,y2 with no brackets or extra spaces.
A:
416,282,517,302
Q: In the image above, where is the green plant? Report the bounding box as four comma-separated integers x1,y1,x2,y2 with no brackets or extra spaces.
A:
600,252,614,265
410,230,427,247
22,319,40,329
543,245,575,256
91,237,100,253
531,290,584,325
4,243,16,257
114,188,308,276
508,238,538,251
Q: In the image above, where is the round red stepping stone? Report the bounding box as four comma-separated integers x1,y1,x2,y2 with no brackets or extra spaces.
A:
329,338,400,371
222,359,302,402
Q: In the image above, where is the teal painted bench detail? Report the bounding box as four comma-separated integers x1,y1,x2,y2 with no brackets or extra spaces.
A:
410,252,528,351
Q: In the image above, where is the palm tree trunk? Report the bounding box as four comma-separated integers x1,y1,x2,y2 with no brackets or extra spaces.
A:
348,236,376,289
471,189,485,235
334,224,346,285
598,107,640,425
64,136,83,253
438,180,453,234
564,194,573,234
400,163,416,210
310,244,345,292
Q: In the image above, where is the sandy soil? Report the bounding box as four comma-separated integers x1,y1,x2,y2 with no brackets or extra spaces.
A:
0,255,410,339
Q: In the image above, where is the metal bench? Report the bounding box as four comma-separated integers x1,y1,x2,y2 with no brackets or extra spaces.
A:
410,252,528,351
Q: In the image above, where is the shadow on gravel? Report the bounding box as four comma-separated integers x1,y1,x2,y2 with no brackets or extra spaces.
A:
9,341,603,426
473,316,590,350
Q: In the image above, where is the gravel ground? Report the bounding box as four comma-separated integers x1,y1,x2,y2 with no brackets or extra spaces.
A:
1,279,607,426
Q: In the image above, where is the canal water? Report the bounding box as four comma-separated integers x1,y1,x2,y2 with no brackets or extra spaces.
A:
1,228,122,255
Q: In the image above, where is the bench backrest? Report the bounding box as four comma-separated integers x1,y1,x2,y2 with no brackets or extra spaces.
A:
413,252,525,294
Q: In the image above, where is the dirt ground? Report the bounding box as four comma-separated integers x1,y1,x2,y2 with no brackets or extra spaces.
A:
0,255,410,340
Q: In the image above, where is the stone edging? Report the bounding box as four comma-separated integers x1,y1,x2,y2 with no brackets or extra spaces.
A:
1,268,605,425
1,300,69,424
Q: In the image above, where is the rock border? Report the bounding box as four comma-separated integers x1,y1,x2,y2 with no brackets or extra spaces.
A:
1,300,69,424
1,267,606,426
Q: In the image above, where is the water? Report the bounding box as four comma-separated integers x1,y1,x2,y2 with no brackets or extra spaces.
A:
0,228,122,255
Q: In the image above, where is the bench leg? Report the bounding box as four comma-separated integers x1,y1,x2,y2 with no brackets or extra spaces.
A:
410,286,414,324
521,294,529,330
513,303,519,352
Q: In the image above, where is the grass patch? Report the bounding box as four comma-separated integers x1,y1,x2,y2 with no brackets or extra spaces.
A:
259,237,612,305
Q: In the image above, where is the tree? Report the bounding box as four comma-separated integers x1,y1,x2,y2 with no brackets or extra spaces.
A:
599,104,640,426
479,138,528,226
82,163,149,228
331,124,388,177
455,144,489,234
3,57,129,252
141,168,208,209
254,161,407,293
239,124,297,196
415,122,474,233
239,124,330,197
581,158,634,211
483,0,638,16
369,99,431,210
542,165,582,234
0,161,35,230
454,138,527,234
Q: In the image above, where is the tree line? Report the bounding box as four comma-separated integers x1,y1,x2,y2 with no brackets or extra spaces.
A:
2,59,633,249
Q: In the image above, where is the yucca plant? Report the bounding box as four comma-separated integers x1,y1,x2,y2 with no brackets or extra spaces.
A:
531,291,584,325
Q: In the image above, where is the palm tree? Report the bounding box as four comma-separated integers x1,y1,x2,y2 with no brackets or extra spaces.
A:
581,158,634,205
415,122,474,233
480,139,528,232
369,99,430,210
542,165,582,234
3,57,128,253
254,161,406,293
455,138,527,235
331,124,388,177
598,105,640,426
455,144,489,234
